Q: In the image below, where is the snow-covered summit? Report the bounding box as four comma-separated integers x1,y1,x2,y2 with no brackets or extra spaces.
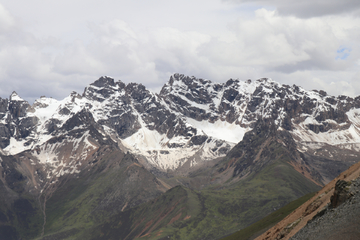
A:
9,91,25,102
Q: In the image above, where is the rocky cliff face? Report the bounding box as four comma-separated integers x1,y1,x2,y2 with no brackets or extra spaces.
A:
1,74,360,185
290,176,360,240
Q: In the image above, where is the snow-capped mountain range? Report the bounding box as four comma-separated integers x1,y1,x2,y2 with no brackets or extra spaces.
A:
1,73,360,177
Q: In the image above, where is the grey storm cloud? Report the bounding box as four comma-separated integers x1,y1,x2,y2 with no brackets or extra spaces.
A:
224,0,360,18
277,0,360,18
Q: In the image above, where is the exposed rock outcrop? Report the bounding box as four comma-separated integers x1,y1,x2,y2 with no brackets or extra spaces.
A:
330,179,354,208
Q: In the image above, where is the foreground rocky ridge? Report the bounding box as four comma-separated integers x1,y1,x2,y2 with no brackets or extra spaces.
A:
255,160,360,240
290,177,360,240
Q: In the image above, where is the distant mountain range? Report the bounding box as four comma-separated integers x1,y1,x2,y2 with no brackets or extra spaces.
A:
1,74,360,239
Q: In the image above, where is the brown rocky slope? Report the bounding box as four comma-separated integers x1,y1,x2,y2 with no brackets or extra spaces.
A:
255,160,360,240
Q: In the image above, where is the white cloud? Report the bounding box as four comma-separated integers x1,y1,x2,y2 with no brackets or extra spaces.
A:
0,4,14,31
1,1,360,103
203,9,359,72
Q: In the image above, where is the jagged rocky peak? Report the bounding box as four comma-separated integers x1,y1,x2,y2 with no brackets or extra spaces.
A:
160,73,213,95
84,76,153,101
255,77,272,83
91,76,116,88
90,76,126,89
9,91,25,102
69,91,82,102
8,92,31,119
32,96,55,109
125,82,152,102
83,76,126,102
225,78,240,87
162,74,284,101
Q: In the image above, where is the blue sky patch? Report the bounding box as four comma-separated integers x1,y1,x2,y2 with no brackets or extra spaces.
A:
336,47,351,60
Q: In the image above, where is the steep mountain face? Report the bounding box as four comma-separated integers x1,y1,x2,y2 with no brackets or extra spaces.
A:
77,119,321,240
2,74,360,175
214,119,323,185
1,76,233,171
1,73,360,239
0,105,169,239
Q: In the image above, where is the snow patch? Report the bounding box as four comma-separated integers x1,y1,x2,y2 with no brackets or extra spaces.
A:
292,108,360,145
3,138,28,155
10,92,24,101
186,118,248,143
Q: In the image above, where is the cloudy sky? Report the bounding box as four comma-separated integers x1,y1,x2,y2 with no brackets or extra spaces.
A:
1,0,360,103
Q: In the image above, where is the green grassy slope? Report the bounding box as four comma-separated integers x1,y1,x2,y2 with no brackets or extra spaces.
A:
79,185,199,240
72,157,319,240
37,150,166,240
164,160,319,240
221,192,316,240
